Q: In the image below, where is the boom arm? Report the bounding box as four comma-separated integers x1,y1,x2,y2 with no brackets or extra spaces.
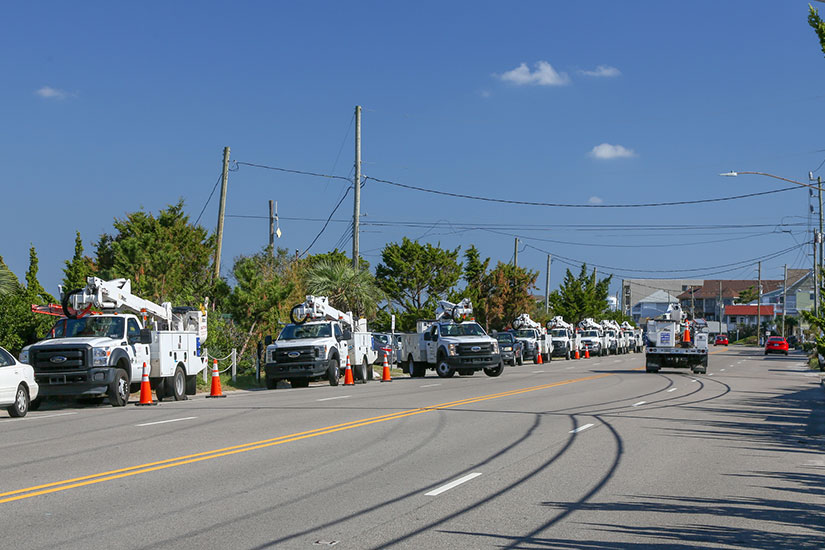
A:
512,313,542,331
435,298,473,322
547,316,574,332
65,277,172,322
292,295,355,328
578,318,602,332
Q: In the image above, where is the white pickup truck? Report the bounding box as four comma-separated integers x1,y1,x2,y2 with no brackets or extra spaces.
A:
511,313,552,363
547,316,579,360
400,299,502,378
264,295,377,388
578,318,608,357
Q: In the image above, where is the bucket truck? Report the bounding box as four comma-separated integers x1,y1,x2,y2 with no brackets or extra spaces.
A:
263,295,377,389
399,298,502,378
20,277,208,407
601,320,625,354
578,318,608,357
547,316,579,360
621,321,641,353
645,304,708,374
510,313,552,363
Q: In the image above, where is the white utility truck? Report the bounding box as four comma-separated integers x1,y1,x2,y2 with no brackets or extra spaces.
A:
578,318,608,357
21,277,208,407
601,320,625,354
547,316,579,360
621,321,641,352
645,304,708,374
400,298,502,378
264,295,377,389
511,313,552,363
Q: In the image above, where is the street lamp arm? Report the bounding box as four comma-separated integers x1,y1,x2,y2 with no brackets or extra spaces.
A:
720,171,817,189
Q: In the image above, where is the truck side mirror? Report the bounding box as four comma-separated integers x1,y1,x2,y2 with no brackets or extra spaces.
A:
139,329,153,345
265,335,272,346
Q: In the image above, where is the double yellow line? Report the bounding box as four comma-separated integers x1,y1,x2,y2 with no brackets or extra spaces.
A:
0,372,611,504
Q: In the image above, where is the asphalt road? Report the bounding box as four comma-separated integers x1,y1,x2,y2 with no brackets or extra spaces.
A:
1,347,823,549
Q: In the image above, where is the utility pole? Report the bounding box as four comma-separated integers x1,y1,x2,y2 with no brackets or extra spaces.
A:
782,264,787,339
268,199,276,258
213,146,230,281
718,281,723,327
544,254,551,314
815,237,820,317
513,237,519,267
352,105,362,271
757,261,762,346
691,287,696,320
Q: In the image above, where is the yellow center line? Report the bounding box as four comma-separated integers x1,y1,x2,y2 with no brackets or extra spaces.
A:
1,372,615,504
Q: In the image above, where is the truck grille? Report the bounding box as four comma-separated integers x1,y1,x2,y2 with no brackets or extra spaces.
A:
457,343,493,356
273,346,315,364
32,346,88,372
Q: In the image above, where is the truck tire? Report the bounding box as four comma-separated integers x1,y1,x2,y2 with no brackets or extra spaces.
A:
407,356,425,378
327,358,340,386
108,369,130,407
516,352,523,366
484,364,504,377
7,384,29,418
565,349,571,360
186,375,197,395
435,357,455,378
171,366,187,401
291,378,310,388
155,378,166,402
356,357,368,384
265,377,278,389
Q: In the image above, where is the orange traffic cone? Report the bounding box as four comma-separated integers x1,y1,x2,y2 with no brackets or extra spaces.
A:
343,355,355,386
585,349,590,359
206,359,226,398
381,353,392,382
682,327,691,343
536,352,543,364
575,349,581,360
136,362,156,406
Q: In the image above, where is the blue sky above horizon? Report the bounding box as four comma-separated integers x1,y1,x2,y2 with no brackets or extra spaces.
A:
3,0,825,300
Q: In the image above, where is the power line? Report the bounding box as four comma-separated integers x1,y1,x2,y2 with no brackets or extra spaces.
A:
194,172,223,226
300,186,353,257
235,161,351,183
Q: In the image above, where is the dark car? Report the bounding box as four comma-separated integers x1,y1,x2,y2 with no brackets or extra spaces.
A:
496,332,523,366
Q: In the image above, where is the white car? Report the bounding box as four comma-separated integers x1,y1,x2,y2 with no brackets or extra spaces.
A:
0,346,38,417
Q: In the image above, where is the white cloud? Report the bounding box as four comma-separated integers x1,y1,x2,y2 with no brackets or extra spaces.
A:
497,61,570,86
588,143,636,160
579,65,621,78
35,86,72,100
588,196,604,204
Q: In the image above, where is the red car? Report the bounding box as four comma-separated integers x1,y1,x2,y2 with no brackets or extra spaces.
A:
764,336,789,356
714,334,729,346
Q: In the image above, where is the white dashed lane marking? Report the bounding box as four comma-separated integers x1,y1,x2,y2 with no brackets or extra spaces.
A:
667,388,677,393
570,423,595,434
136,417,197,427
632,401,646,407
425,472,482,496
316,395,351,402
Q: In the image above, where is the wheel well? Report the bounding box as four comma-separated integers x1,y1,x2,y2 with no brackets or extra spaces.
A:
117,358,131,382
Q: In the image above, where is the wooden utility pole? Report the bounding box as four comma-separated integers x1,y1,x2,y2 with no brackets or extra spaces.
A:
352,105,362,271
213,146,230,280
815,238,819,317
757,261,762,345
718,281,723,327
269,200,275,253
513,237,519,267
544,254,551,314
782,264,787,338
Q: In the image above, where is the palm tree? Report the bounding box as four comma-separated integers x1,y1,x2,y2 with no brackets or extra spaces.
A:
304,259,384,319
0,257,20,296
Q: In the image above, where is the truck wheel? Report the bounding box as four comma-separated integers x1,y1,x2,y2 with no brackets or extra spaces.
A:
186,375,197,395
327,358,340,386
155,378,166,402
484,364,504,377
291,378,310,388
565,349,571,360
171,366,187,401
357,357,368,384
516,353,523,366
408,356,425,378
435,359,455,378
265,377,278,390
7,384,29,418
108,369,130,407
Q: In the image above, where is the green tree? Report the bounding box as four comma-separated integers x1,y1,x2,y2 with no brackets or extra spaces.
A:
0,255,20,296
736,285,757,305
810,4,825,56
483,262,539,331
0,248,56,355
25,246,55,304
375,238,462,330
95,200,215,304
62,231,96,291
547,264,611,326
304,259,384,319
460,246,491,325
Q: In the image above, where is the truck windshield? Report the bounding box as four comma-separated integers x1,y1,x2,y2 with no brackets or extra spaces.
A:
278,323,331,340
550,329,567,338
46,317,125,340
440,322,486,337
581,330,600,338
512,329,536,338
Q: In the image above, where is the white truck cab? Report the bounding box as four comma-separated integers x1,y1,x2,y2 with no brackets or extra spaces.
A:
547,316,578,360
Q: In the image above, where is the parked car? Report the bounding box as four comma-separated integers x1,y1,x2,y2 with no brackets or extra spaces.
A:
1,346,38,417
372,333,394,365
495,332,524,366
764,336,789,356
714,334,729,346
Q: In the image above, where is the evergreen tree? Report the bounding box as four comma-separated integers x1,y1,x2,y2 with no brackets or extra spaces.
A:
547,264,611,325
62,231,95,291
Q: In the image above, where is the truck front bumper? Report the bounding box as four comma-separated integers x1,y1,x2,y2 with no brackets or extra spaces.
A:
34,367,118,397
265,359,330,380
445,354,501,370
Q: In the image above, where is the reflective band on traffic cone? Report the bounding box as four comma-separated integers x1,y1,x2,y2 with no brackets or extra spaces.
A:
206,359,226,398
136,362,156,406
381,353,392,382
585,349,590,359
536,352,543,364
575,349,580,360
343,355,355,386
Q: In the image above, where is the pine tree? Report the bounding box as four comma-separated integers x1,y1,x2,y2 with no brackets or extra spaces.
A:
62,231,95,291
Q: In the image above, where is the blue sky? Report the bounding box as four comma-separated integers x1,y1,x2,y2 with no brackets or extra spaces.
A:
3,0,825,299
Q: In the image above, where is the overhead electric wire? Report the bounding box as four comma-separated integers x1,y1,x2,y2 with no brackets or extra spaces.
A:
235,161,351,183
194,172,223,226
299,186,352,257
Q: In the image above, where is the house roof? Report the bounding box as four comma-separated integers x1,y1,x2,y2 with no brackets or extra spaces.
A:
724,305,775,316
678,279,783,300
638,289,680,304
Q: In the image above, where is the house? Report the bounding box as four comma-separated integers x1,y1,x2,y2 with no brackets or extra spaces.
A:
678,279,784,321
631,289,679,322
723,305,775,328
